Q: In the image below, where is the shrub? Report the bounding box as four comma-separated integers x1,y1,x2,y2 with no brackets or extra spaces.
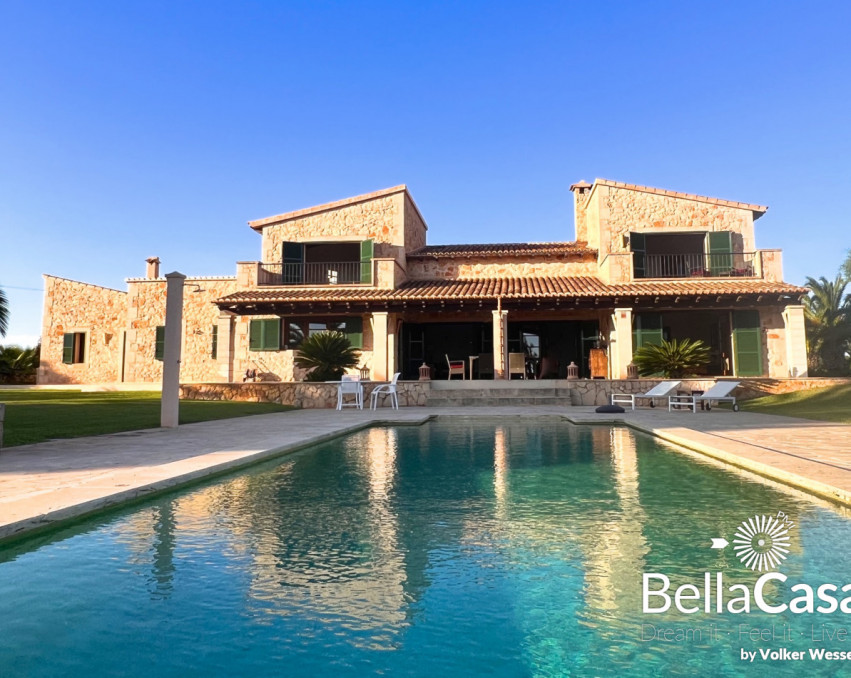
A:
293,331,360,382
632,338,710,378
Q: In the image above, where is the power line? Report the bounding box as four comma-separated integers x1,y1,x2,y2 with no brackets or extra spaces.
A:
1,285,42,292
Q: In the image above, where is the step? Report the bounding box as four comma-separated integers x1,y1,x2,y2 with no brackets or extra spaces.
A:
426,394,575,407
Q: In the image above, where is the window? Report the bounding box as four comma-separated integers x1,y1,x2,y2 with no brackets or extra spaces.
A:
62,332,86,364
285,317,363,349
249,318,281,351
154,326,165,361
211,325,218,359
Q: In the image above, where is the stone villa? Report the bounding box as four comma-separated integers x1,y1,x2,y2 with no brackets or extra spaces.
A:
38,179,809,388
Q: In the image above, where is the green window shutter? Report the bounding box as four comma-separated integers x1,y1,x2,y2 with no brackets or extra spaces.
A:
263,318,280,350
211,325,218,359
630,232,646,278
249,319,262,351
706,231,733,275
282,242,304,284
345,316,363,349
155,326,165,361
732,310,762,376
632,313,663,350
250,319,280,351
62,333,74,364
360,239,374,284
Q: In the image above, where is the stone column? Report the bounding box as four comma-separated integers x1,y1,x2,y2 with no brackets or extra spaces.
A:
160,272,185,428
371,312,389,381
611,307,633,380
492,309,508,379
782,304,808,377
216,313,235,382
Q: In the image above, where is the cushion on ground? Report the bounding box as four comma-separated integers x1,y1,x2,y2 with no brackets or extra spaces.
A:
595,404,625,414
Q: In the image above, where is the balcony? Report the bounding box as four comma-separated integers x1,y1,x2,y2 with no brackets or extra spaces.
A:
638,252,757,279
257,261,370,286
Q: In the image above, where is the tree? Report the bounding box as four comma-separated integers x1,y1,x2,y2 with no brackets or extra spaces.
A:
0,343,40,383
632,338,710,378
0,285,8,337
804,275,851,375
843,250,851,282
293,331,360,382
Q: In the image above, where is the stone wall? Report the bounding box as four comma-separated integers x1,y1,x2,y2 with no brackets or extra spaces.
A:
560,377,849,406
38,276,128,384
407,255,598,280
403,192,428,255
232,312,374,383
260,190,406,264
761,308,787,378
123,277,238,383
581,183,757,259
180,380,429,408
179,377,847,409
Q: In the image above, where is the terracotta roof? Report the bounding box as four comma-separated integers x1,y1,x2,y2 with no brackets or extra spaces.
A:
248,185,410,230
216,276,806,306
407,242,595,258
606,279,808,296
591,179,768,216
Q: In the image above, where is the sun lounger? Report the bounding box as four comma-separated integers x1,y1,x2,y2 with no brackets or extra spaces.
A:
611,380,681,411
668,381,741,413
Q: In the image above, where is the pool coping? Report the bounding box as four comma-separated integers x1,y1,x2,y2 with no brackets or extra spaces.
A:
2,406,851,544
564,412,851,508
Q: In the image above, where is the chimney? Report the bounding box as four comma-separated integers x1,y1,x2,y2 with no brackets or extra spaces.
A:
569,180,592,243
145,257,161,279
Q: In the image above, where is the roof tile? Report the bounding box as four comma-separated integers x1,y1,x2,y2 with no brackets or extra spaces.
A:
407,242,595,258
216,276,807,306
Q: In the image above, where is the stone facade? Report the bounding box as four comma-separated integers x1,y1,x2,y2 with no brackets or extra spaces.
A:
123,277,238,384
39,276,127,384
229,312,374,383
582,182,758,258
258,187,424,264
407,254,598,280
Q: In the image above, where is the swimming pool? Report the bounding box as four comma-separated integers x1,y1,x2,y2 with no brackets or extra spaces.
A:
1,419,849,676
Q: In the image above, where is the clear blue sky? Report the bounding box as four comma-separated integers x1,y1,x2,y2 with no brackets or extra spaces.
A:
2,1,849,346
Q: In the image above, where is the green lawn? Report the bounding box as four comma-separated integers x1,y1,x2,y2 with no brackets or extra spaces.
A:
741,384,851,424
0,390,295,447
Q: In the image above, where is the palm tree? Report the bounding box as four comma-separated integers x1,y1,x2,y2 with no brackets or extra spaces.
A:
293,331,360,382
632,338,710,378
0,285,8,337
804,275,851,375
0,343,40,383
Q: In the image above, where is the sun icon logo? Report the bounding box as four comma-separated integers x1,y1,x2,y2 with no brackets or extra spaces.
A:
732,515,792,572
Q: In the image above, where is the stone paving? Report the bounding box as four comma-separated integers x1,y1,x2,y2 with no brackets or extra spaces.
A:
2,406,850,542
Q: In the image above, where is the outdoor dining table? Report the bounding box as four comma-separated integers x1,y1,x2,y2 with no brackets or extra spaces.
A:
468,355,478,380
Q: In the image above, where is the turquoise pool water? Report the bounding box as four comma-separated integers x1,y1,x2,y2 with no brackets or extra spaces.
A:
1,419,850,677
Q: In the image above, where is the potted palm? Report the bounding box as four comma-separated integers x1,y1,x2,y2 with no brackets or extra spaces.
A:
632,338,710,378
293,331,360,382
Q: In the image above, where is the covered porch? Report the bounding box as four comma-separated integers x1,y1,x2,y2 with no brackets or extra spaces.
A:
214,276,809,383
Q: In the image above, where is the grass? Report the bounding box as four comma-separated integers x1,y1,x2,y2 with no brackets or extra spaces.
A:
740,384,851,424
0,390,295,447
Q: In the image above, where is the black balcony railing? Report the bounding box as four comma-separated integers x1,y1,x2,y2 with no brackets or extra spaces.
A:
637,252,757,279
258,261,369,286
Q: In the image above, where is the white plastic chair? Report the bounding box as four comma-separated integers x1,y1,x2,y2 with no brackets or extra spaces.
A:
336,375,363,410
611,380,681,410
669,381,741,413
370,372,401,410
